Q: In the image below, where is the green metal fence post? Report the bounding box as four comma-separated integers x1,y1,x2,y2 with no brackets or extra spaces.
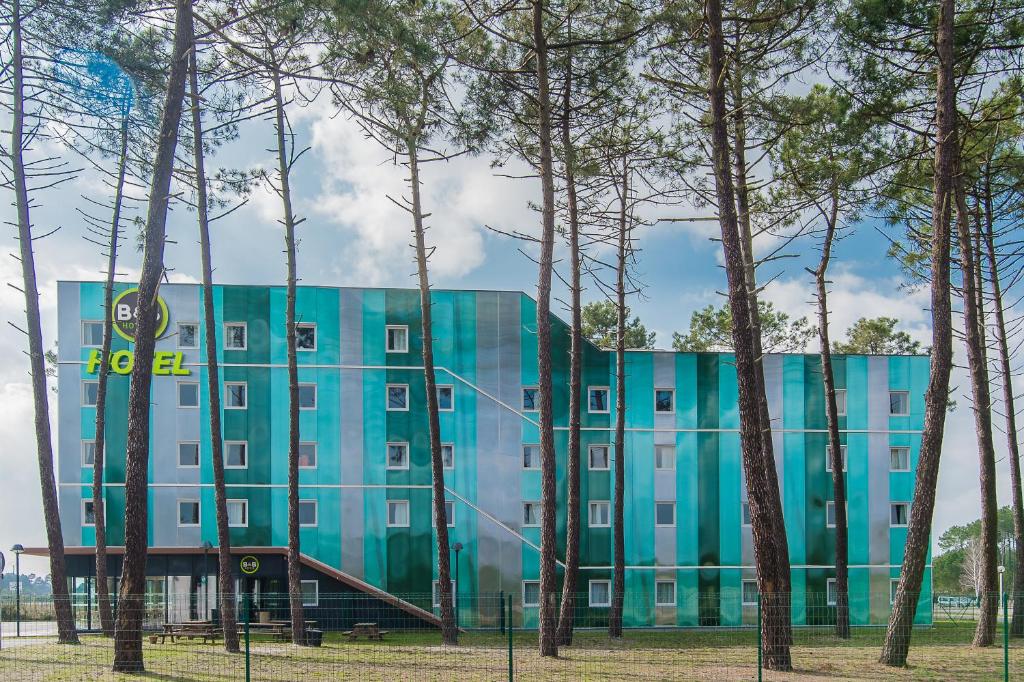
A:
500,590,505,634
507,593,513,682
244,592,251,682
756,593,762,682
1004,592,1009,682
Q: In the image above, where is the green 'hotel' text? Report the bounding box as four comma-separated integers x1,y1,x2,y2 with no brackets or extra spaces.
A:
86,350,191,376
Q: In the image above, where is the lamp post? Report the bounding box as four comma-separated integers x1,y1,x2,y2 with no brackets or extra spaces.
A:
201,541,213,620
998,565,1006,604
11,544,24,637
452,542,463,629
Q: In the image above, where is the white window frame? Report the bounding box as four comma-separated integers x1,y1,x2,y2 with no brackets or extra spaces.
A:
386,499,409,528
589,579,611,608
177,441,200,469
82,320,104,348
522,444,541,470
890,578,900,605
385,383,408,412
177,381,200,409
890,446,911,472
299,499,319,527
835,389,847,417
890,502,910,527
224,322,247,350
300,579,319,607
655,444,676,470
588,386,610,414
655,579,676,607
825,444,848,472
224,381,247,410
433,580,456,608
177,499,200,528
82,498,96,527
655,501,677,528
298,383,318,410
82,380,99,407
522,501,540,527
436,384,454,412
441,443,455,470
432,499,455,528
522,386,539,412
889,390,910,416
385,325,409,353
226,499,249,528
588,444,610,471
522,580,541,608
386,442,410,470
177,322,199,350
299,442,318,469
588,500,611,528
742,580,759,606
741,501,752,527
826,500,844,528
295,322,317,351
654,387,676,414
827,578,837,606
81,440,96,467
224,440,248,470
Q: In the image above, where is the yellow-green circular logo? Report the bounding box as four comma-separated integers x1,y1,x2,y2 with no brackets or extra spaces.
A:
240,555,260,575
111,288,169,342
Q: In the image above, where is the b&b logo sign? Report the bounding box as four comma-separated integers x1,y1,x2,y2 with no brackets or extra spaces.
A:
112,287,169,342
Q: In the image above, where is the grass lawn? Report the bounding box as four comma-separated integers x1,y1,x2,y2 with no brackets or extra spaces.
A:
0,622,1020,680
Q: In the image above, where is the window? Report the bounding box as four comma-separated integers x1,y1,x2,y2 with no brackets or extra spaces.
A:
741,501,752,527
178,381,200,408
523,502,540,527
890,447,910,472
227,499,248,527
386,325,409,353
826,501,839,528
224,322,246,350
300,580,318,607
299,442,317,468
387,442,409,470
295,323,316,351
224,382,247,409
742,580,759,606
386,500,409,527
523,444,541,469
224,441,247,469
589,501,610,527
437,385,454,411
386,384,407,411
432,499,454,527
522,581,540,607
588,444,610,471
441,444,454,469
82,320,104,347
82,441,96,467
825,445,848,472
890,502,909,527
589,580,611,607
178,442,200,468
178,500,200,527
827,578,837,606
177,322,198,349
655,388,675,414
433,580,456,608
835,389,847,416
82,499,96,527
656,501,676,527
299,500,318,527
656,580,676,607
588,386,610,413
889,391,909,416
890,578,900,605
655,445,675,470
299,383,317,410
82,381,99,407
522,386,538,412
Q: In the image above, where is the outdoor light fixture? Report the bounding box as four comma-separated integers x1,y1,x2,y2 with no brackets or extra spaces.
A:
11,544,24,637
201,541,213,619
452,542,463,629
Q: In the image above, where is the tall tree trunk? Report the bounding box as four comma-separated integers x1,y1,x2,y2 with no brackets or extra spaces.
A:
93,117,129,639
189,24,239,653
879,0,957,665
271,68,307,648
705,0,791,668
408,142,458,645
956,181,999,647
814,195,849,639
531,0,559,658
981,169,1024,636
556,54,583,646
9,0,79,646
112,0,192,670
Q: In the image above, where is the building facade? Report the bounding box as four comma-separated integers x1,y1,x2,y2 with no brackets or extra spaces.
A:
55,282,932,628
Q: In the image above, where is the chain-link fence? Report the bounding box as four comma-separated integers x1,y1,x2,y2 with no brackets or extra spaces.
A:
0,592,1021,680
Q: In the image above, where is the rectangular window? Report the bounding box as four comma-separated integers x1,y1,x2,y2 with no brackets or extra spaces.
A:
890,447,910,472
82,440,96,467
299,500,318,527
387,442,409,470
224,322,246,350
825,445,848,472
178,381,200,408
437,385,454,411
441,443,454,469
655,580,676,607
522,502,540,527
889,390,909,416
655,388,675,414
224,382,247,409
82,320,104,347
299,383,317,410
890,502,909,527
386,499,409,527
177,322,198,349
386,384,408,411
295,323,316,351
890,578,900,605
224,441,247,469
82,499,96,527
741,501,751,527
522,581,540,607
588,445,610,471
82,380,99,407
588,386,610,413
226,499,248,527
522,387,538,412
386,325,409,353
588,501,610,527
178,500,200,527
432,499,454,527
522,444,540,470
433,580,456,608
300,580,319,607
742,580,759,606
299,442,317,469
655,445,675,470
835,389,847,416
589,580,611,608
826,501,837,528
655,501,676,527
178,442,200,468
827,578,837,606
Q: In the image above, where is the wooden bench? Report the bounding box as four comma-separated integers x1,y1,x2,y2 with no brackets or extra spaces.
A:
155,622,222,644
342,622,389,640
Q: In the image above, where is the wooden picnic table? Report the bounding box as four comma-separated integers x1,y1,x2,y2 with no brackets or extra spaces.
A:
239,620,318,642
343,622,389,640
155,621,222,644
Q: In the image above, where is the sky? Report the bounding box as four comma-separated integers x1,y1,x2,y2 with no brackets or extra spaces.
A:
0,94,1010,577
